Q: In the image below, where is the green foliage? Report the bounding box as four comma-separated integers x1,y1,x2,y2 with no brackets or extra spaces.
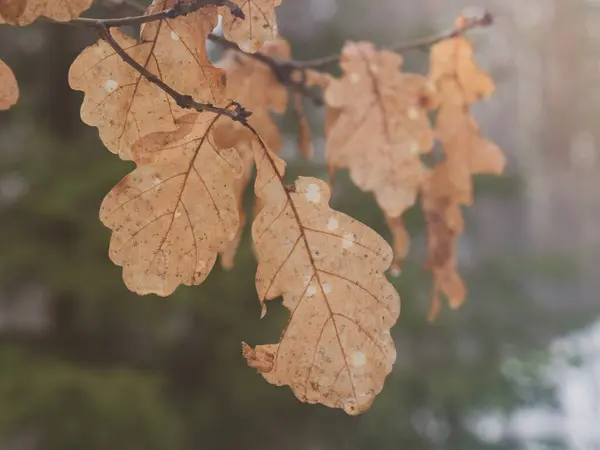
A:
0,347,183,450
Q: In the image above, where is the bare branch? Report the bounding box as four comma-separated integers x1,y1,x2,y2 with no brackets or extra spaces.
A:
71,0,243,28
294,10,495,69
66,2,494,110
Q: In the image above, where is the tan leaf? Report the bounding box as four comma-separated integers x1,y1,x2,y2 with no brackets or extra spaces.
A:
429,36,506,205
100,113,242,296
420,36,504,319
214,39,289,268
219,143,254,270
324,41,434,218
244,142,400,415
69,4,224,160
422,163,466,321
385,214,409,277
435,106,506,204
293,92,313,159
214,39,289,152
0,0,93,25
0,58,18,110
220,0,281,53
429,36,495,106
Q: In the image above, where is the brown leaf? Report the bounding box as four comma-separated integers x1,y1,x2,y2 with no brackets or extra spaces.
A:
214,40,289,268
100,113,242,296
293,92,313,159
385,214,409,277
69,4,224,160
219,143,254,270
214,39,289,152
421,36,503,319
220,0,281,53
0,0,92,25
435,106,505,204
324,41,434,218
429,36,495,106
422,163,466,321
429,36,505,204
0,58,18,110
244,142,400,415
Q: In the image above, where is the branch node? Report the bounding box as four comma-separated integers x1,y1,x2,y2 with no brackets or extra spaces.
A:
176,95,195,109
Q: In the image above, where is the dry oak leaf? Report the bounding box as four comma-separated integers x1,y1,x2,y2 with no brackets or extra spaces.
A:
69,6,224,160
0,57,18,110
214,40,289,268
214,39,289,152
244,143,400,415
291,66,333,160
0,0,93,25
100,113,242,296
429,36,505,205
220,0,281,53
428,36,495,107
219,142,254,270
421,163,466,321
435,106,506,205
293,92,313,159
385,214,410,277
324,41,434,219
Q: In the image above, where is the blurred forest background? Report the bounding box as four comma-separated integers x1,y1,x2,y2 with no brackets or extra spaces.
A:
2,0,600,449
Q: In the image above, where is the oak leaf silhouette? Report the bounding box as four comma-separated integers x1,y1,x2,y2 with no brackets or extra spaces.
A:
100,113,242,296
324,42,434,219
69,2,224,160
244,141,400,415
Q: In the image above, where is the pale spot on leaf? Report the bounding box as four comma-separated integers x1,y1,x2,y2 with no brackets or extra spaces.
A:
104,79,119,93
305,183,321,203
408,140,419,155
351,351,367,368
327,217,339,231
342,232,355,249
407,107,419,120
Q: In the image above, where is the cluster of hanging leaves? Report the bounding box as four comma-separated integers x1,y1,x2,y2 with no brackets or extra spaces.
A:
321,23,505,321
0,1,504,413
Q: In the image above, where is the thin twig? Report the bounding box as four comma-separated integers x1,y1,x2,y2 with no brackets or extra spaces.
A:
294,11,495,69
71,0,243,28
67,2,493,110
208,33,324,105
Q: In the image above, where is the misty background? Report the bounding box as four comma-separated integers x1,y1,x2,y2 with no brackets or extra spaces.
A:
1,0,600,449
